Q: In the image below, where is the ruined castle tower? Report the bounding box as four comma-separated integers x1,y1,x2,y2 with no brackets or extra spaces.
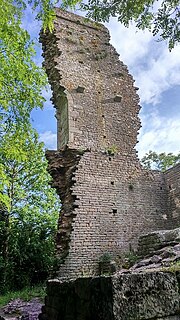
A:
40,10,179,278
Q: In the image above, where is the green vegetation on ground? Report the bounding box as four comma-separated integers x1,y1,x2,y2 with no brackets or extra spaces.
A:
161,261,180,273
0,283,46,307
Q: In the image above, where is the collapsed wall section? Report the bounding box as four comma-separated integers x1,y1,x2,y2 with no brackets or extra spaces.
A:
40,9,180,278
45,149,83,260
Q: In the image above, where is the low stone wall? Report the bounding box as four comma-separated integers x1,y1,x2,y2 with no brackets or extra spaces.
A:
39,271,180,320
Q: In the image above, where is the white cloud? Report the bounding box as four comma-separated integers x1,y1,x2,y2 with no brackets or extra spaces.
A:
136,111,180,158
108,18,180,158
136,46,180,105
39,131,57,150
108,19,180,105
108,19,152,68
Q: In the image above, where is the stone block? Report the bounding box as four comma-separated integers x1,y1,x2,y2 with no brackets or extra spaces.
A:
113,272,179,320
40,271,180,320
138,228,180,256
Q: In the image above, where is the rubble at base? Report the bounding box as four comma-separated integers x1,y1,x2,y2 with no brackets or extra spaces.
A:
0,298,42,320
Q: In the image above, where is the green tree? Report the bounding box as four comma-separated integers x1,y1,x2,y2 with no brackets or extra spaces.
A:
141,150,180,171
0,0,49,128
0,125,59,292
0,1,62,293
79,0,180,49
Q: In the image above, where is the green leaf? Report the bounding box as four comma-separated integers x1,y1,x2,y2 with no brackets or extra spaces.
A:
141,150,180,171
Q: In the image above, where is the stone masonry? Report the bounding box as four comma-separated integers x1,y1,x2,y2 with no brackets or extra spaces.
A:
39,226,180,320
39,271,180,320
40,9,180,279
165,164,180,226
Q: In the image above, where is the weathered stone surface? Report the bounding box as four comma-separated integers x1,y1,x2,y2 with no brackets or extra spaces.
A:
155,317,180,320
165,164,180,225
130,241,180,273
39,227,180,320
40,9,180,279
39,271,180,320
138,227,180,256
113,272,179,320
45,148,83,261
40,277,114,320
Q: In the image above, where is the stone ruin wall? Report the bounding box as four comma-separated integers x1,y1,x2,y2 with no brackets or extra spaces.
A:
164,164,180,226
40,9,180,278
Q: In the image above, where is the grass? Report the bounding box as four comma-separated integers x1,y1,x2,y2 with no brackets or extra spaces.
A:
161,261,180,273
0,283,46,307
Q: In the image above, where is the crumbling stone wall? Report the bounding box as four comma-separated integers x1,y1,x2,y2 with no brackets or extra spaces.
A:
46,149,83,260
40,9,180,279
41,9,141,153
164,164,180,227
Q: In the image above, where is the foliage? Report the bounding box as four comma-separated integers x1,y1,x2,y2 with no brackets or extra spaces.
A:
122,251,139,269
141,150,180,171
0,0,49,128
106,144,118,156
79,0,180,49
0,283,46,307
0,126,60,293
0,0,64,294
161,261,180,273
99,252,112,263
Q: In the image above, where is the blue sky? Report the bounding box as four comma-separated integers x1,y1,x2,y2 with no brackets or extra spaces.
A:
27,8,180,159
